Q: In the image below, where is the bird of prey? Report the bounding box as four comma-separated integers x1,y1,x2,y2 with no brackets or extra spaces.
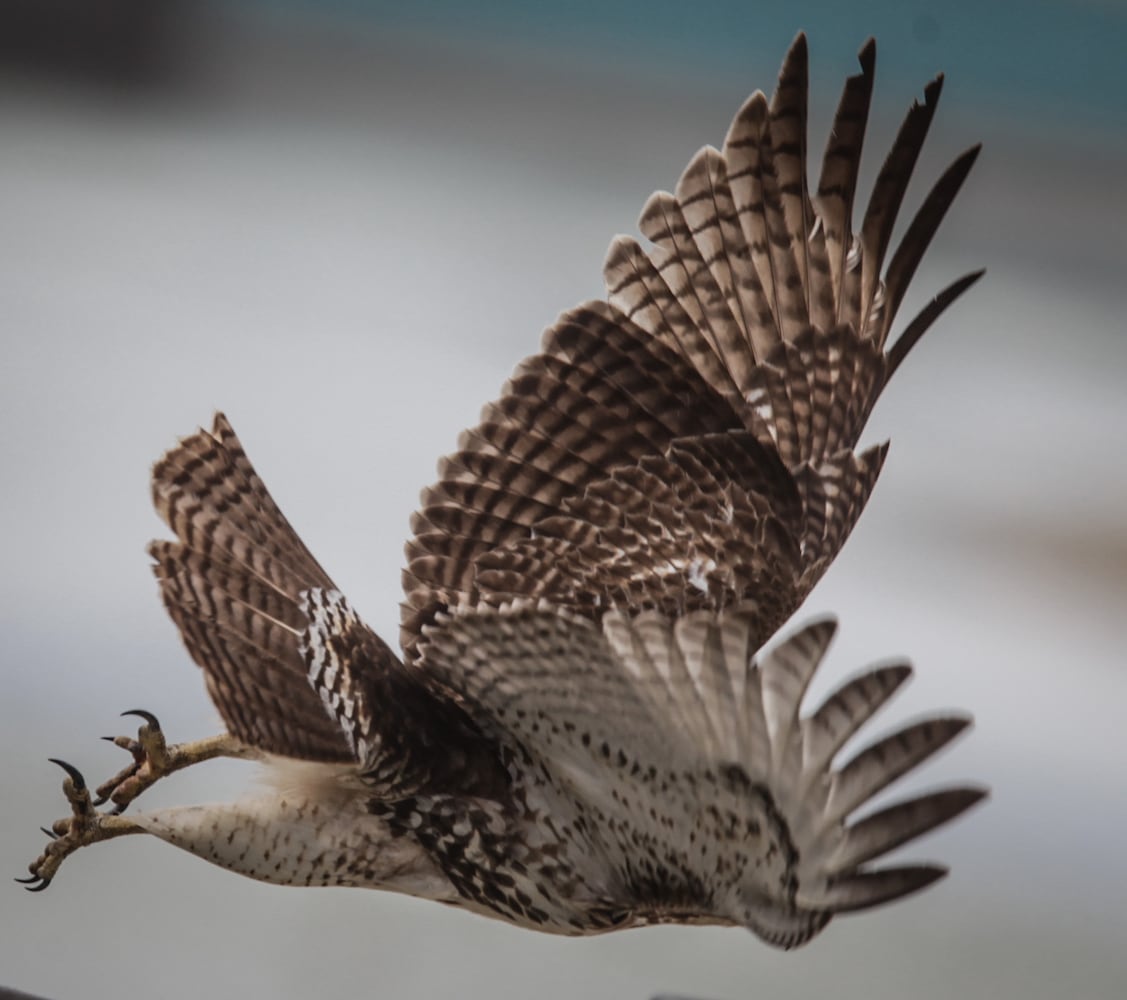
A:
22,33,985,949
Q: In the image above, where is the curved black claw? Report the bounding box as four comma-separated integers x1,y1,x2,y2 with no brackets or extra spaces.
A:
121,709,161,730
47,758,86,791
15,874,52,892
92,708,179,815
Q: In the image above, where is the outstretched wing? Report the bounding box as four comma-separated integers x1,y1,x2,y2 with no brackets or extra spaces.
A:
419,601,984,943
402,34,980,661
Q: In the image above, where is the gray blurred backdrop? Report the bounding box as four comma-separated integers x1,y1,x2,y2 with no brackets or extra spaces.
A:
2,2,1125,998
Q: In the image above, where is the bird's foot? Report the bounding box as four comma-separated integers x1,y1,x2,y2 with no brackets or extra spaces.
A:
18,760,142,891
94,712,255,814
94,709,174,813
20,717,258,890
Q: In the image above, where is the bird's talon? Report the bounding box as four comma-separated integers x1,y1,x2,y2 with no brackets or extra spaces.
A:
47,758,86,791
26,728,240,890
92,711,173,810
15,874,51,891
121,709,162,731
24,754,141,891
126,710,170,767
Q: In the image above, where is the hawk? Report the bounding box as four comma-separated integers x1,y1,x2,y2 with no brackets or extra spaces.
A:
23,34,985,949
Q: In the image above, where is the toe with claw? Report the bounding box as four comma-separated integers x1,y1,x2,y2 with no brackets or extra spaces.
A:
19,759,140,891
94,709,172,813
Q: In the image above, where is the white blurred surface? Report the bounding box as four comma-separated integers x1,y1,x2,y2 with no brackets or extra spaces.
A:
2,9,1125,999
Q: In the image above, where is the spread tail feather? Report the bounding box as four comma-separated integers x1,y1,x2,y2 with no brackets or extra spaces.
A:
149,413,354,762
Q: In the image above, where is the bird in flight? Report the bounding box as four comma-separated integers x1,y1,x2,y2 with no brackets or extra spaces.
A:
22,33,985,949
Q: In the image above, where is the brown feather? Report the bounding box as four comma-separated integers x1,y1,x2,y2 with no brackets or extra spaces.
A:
403,34,980,665
151,416,375,762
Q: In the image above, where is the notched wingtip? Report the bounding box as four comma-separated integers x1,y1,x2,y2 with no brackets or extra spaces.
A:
800,612,839,640
959,783,991,810
923,74,944,105
857,37,877,71
913,863,949,890
780,31,809,72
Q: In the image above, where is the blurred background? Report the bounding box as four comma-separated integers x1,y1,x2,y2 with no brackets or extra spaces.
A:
2,1,1124,998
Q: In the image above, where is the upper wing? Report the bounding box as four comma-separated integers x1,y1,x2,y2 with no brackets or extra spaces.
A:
402,34,981,661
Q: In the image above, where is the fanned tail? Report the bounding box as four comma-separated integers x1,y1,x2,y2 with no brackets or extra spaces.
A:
149,413,356,761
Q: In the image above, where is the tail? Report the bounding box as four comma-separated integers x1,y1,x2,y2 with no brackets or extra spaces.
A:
148,412,355,762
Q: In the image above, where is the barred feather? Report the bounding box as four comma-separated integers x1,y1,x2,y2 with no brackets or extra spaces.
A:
150,413,354,762
404,33,981,663
419,603,984,942
129,33,983,945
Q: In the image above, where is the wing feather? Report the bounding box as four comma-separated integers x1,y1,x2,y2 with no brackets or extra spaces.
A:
815,38,876,321
398,34,981,700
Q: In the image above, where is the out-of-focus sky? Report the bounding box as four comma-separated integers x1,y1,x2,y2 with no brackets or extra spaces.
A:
2,2,1125,998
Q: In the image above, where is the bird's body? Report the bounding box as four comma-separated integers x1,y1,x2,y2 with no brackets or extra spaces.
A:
23,33,985,949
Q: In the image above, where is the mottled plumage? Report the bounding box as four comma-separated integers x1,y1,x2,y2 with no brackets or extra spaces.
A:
23,34,985,949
